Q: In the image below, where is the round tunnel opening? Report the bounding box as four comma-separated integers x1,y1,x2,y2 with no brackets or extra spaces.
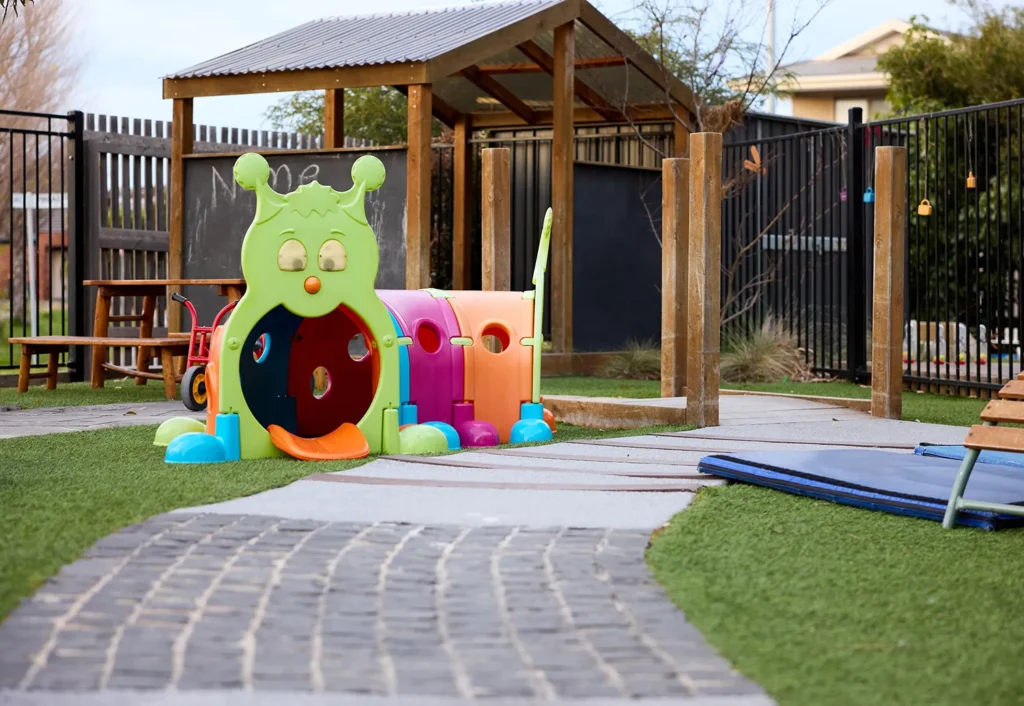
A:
240,305,378,439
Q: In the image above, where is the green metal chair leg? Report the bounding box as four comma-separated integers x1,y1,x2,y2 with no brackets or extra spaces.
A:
942,447,981,529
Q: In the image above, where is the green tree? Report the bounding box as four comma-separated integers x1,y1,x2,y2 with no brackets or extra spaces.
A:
879,2,1024,113
264,87,441,145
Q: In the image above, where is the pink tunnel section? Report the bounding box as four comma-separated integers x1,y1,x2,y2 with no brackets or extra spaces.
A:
379,290,464,426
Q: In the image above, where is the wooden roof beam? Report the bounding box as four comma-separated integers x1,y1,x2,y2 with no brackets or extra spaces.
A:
391,85,461,128
469,102,674,128
460,65,538,125
516,40,621,122
163,62,430,99
477,55,626,74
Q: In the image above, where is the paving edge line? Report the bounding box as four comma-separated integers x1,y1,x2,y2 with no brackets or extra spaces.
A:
0,690,777,705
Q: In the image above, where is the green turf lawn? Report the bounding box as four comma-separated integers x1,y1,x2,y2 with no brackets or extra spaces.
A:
0,379,177,410
648,485,1024,706
542,377,989,428
0,420,688,622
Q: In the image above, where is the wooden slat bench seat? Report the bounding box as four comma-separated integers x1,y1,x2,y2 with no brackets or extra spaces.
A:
944,372,1024,528
9,336,189,399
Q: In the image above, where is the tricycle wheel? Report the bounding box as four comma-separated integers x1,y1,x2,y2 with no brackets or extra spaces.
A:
182,365,208,412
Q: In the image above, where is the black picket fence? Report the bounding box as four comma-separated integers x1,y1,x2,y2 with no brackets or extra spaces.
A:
724,99,1024,395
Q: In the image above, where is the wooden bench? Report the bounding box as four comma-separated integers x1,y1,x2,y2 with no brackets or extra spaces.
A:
9,336,190,399
944,374,1024,528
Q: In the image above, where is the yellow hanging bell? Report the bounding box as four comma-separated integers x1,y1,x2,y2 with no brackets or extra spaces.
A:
967,171,977,189
918,199,933,216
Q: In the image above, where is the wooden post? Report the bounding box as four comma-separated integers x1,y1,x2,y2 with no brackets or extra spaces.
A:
871,146,907,419
406,84,432,290
168,97,193,333
453,115,473,289
686,132,722,427
551,21,574,353
661,157,688,397
481,147,511,292
672,119,689,158
324,88,344,148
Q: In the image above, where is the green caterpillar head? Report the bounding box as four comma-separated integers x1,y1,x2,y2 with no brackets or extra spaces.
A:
233,152,386,319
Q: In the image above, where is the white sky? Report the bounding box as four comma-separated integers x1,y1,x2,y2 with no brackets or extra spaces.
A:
65,0,1004,130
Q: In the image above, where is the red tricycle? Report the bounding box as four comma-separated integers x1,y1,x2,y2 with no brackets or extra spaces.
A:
172,293,238,411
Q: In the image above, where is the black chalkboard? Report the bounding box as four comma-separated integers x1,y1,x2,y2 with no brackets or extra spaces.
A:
181,148,407,318
572,162,662,352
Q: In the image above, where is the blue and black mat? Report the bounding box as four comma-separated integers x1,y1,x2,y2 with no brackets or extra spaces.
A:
698,448,1024,530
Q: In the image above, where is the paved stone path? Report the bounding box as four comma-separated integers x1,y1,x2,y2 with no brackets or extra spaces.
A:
0,402,200,439
0,395,972,704
0,514,759,701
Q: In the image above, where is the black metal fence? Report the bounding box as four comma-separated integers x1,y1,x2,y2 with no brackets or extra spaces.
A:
722,123,854,378
866,99,1024,394
0,109,80,372
724,98,1024,395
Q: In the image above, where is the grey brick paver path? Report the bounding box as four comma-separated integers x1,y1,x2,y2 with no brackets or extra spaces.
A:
0,513,764,702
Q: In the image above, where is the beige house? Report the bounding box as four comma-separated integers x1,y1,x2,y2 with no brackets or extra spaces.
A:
777,20,915,124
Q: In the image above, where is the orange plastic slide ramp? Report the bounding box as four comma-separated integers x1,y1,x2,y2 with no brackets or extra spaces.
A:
268,423,371,461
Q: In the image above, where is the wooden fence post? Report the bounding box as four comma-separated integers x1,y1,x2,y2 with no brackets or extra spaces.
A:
871,146,907,419
661,157,688,397
686,133,723,427
481,147,511,292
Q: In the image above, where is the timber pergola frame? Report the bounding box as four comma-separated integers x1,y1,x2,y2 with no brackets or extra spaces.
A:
163,0,697,352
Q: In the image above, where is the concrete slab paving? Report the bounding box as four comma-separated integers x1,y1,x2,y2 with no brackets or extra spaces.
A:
179,480,697,529
346,458,711,486
674,418,968,446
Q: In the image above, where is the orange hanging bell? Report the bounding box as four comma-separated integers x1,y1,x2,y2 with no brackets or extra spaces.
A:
967,171,977,189
917,199,933,216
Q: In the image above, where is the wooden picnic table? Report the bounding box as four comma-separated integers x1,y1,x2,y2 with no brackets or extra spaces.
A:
83,278,246,390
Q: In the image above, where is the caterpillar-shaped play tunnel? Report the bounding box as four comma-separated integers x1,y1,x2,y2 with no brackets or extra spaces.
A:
157,153,554,464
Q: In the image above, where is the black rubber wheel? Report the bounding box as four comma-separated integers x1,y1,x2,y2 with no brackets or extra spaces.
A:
181,365,208,412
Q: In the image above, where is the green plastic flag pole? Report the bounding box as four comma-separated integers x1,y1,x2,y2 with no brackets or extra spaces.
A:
530,208,553,404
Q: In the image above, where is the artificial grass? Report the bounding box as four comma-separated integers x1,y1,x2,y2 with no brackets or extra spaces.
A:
647,484,1024,706
542,376,989,428
0,419,689,622
0,379,176,410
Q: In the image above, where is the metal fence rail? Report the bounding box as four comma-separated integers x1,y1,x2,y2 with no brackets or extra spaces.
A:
0,109,76,372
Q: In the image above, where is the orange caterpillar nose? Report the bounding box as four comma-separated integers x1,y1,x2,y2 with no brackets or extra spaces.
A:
304,276,321,294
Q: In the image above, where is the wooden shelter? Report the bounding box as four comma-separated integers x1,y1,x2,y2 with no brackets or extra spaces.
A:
163,0,697,352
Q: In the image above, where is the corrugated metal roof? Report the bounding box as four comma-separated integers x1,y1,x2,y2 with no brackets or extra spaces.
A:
166,0,566,79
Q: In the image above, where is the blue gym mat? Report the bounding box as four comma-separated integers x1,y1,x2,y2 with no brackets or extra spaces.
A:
698,449,1024,530
914,444,1024,468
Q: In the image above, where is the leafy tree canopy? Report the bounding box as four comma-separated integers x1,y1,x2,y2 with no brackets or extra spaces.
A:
879,2,1024,113
264,87,442,145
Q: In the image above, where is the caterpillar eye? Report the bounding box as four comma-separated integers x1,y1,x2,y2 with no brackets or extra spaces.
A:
278,239,307,271
319,239,346,272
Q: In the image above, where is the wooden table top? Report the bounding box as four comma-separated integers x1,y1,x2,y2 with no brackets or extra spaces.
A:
83,279,245,287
